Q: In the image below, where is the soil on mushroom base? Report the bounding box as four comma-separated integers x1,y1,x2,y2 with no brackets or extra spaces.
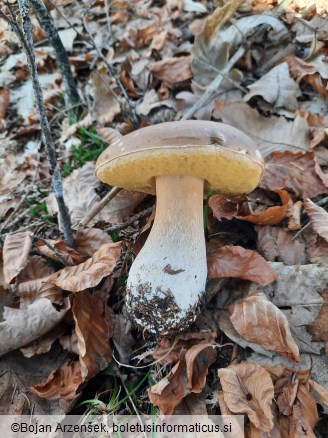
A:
126,282,205,336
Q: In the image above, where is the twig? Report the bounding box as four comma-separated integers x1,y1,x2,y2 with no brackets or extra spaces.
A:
32,235,69,266
105,207,153,233
29,0,82,115
76,186,122,231
181,46,245,120
83,19,139,129
2,2,75,248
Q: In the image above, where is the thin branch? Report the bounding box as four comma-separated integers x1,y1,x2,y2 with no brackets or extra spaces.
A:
76,186,122,231
181,46,245,120
4,2,75,247
29,0,82,116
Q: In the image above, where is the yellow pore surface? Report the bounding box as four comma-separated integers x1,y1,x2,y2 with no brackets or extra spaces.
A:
96,145,264,196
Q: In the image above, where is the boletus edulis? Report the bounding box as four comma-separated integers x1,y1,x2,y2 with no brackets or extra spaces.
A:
95,121,264,335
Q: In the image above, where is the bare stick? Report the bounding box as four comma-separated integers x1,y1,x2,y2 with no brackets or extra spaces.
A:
181,46,245,120
3,2,74,247
76,186,122,231
29,0,81,116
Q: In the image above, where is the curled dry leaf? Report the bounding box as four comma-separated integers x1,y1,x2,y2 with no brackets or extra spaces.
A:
255,225,306,266
307,289,328,343
309,379,328,408
261,152,328,199
147,56,192,85
31,361,82,401
3,231,32,284
237,190,290,226
153,332,217,365
90,67,121,124
36,239,86,265
149,342,216,415
229,291,300,362
290,383,319,437
74,228,113,257
208,194,245,221
0,298,70,358
218,362,274,432
20,325,67,358
304,199,328,244
72,290,115,381
207,246,277,286
18,256,54,282
18,279,63,308
53,242,122,292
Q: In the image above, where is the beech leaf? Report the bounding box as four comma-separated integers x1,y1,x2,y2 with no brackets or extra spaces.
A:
218,362,274,432
304,199,328,244
72,290,115,380
53,242,122,292
3,231,32,284
207,246,277,285
31,361,82,401
229,291,300,362
261,152,328,198
307,289,328,343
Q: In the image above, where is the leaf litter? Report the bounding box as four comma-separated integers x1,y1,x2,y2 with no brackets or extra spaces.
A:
0,0,328,435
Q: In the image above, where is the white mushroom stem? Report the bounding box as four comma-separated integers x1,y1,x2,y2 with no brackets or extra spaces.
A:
126,174,207,334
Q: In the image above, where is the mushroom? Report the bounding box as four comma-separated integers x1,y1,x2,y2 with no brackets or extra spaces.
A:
95,121,264,335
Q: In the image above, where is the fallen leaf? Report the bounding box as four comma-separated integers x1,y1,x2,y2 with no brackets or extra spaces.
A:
3,231,32,284
31,361,82,401
244,62,301,111
18,278,63,308
237,189,290,226
229,291,300,362
53,242,122,292
153,332,217,365
261,152,328,198
286,200,303,231
306,236,328,266
18,256,55,282
149,342,216,415
304,199,328,244
213,102,309,156
290,383,319,437
276,375,299,415
297,110,328,148
209,194,245,221
255,225,306,265
20,325,66,358
307,289,328,343
218,362,274,432
90,67,121,124
309,379,328,408
0,88,9,125
207,246,277,285
147,56,192,85
0,298,70,358
72,290,115,381
36,239,85,265
74,228,113,257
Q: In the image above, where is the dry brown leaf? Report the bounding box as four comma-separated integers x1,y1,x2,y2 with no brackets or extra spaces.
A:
18,278,63,308
31,361,82,401
306,236,328,266
261,152,328,198
290,384,319,437
285,55,328,100
0,298,70,357
3,231,32,284
90,67,121,124
307,289,328,342
255,225,306,265
18,256,55,282
0,87,9,125
20,325,66,358
276,375,299,415
213,102,309,156
237,190,290,226
147,56,192,85
209,194,245,221
304,199,328,243
218,362,274,432
229,291,300,362
72,290,115,381
244,62,301,111
309,379,328,408
59,331,79,355
153,332,217,365
149,342,216,415
207,245,277,285
297,110,328,149
286,200,303,231
53,242,122,292
74,228,113,257
36,239,86,265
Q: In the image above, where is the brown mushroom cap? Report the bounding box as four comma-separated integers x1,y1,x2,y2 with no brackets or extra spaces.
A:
95,120,264,196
